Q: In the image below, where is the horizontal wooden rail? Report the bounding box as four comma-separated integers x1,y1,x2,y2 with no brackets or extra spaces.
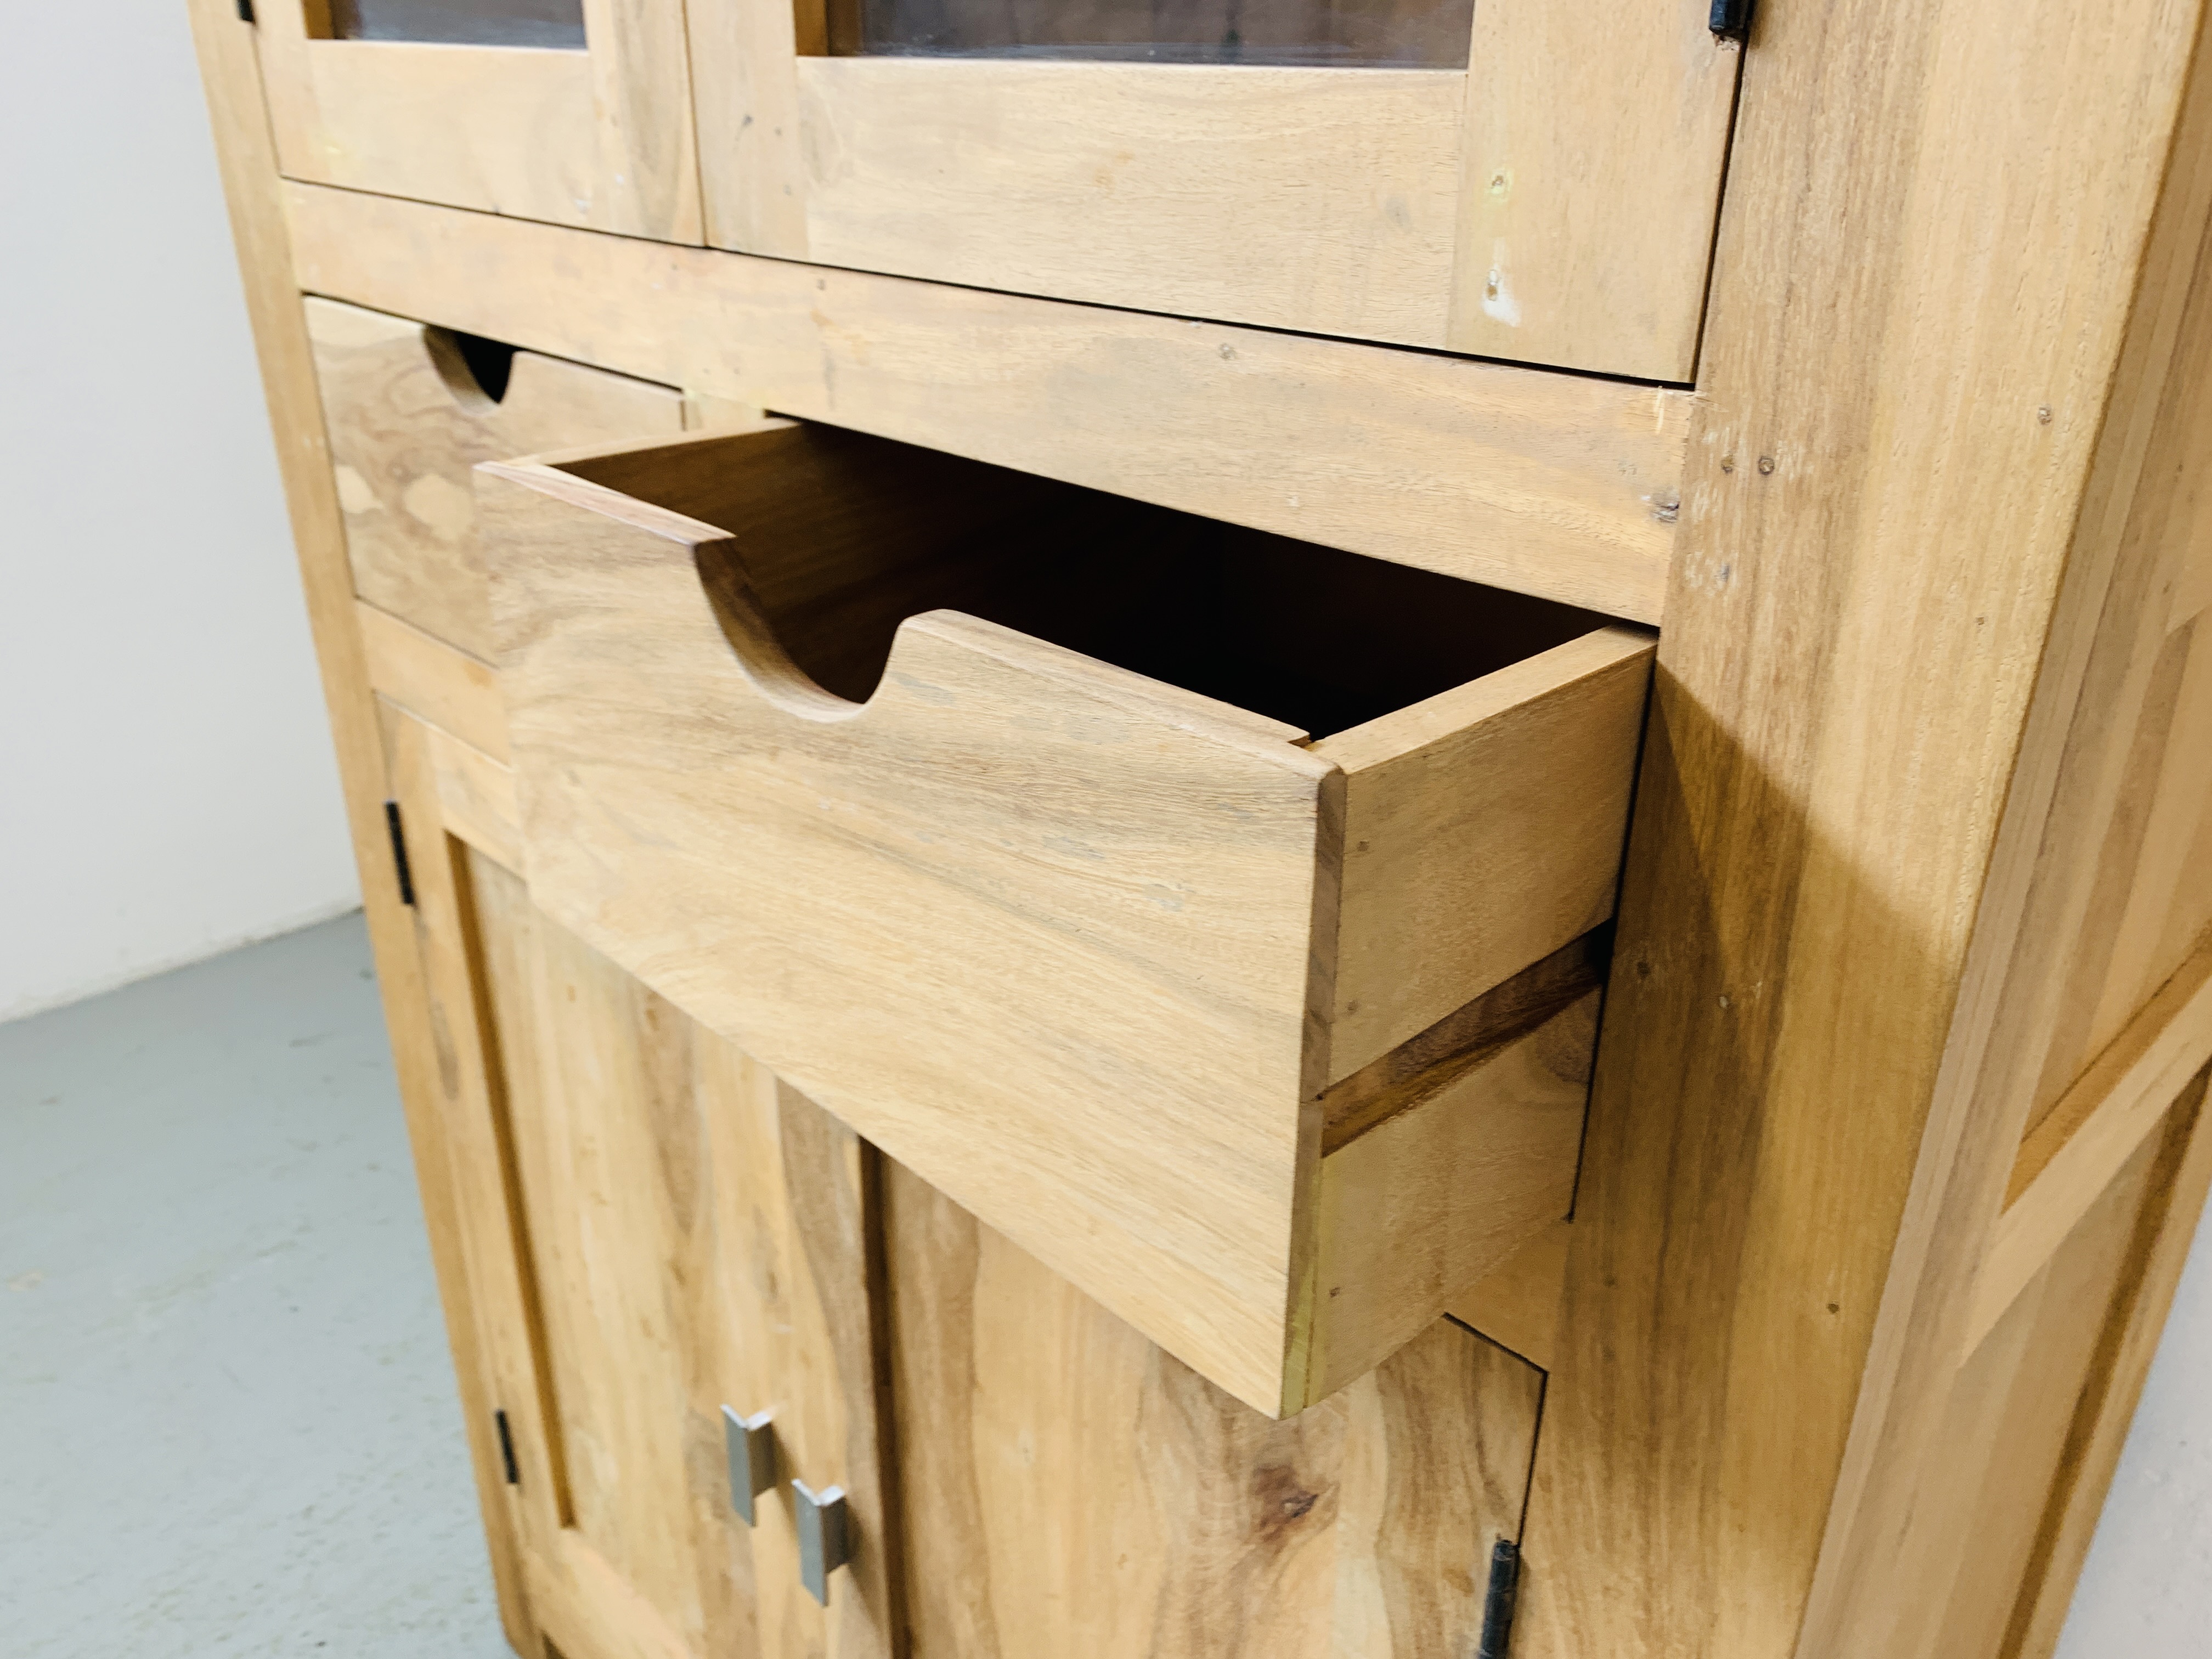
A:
285,182,1686,624
357,601,510,761
1967,934,2212,1352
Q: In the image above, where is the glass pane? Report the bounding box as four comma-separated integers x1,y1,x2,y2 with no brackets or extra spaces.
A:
328,0,588,48
850,0,1474,69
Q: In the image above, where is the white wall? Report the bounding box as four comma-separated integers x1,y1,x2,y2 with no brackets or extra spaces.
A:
0,1,358,1022
0,0,2203,1647
2055,1207,2212,1656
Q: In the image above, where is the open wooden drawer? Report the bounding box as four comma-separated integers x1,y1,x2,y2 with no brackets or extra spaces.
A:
478,423,1652,1415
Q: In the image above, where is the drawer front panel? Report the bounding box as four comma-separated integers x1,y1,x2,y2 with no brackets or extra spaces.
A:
308,297,689,659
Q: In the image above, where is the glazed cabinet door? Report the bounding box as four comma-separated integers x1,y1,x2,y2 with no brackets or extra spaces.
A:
689,0,1740,377
380,706,896,1659
253,0,701,239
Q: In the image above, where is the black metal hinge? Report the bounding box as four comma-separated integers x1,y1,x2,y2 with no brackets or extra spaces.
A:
1710,0,1756,36
1476,1539,1521,1659
236,0,256,21
494,1409,520,1486
383,800,417,908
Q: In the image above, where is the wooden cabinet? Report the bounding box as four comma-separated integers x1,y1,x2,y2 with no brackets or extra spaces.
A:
192,0,2212,1652
319,285,1578,1650
375,675,1555,1659
371,672,1566,1659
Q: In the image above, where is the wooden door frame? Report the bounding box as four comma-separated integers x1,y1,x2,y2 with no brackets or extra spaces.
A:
688,0,1740,379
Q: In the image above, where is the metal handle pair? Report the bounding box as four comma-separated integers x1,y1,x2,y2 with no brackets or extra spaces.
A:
722,1405,850,1605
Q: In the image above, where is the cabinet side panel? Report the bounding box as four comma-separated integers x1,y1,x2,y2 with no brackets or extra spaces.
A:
1796,19,2212,1655
2019,204,2212,1137
1510,0,2212,1654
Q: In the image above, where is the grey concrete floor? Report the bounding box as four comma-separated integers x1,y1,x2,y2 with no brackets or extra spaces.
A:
0,914,507,1657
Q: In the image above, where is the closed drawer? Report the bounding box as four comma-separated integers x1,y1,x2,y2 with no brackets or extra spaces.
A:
307,298,690,660
480,422,1652,1415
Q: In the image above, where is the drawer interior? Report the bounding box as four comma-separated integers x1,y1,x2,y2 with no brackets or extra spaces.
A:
554,422,1618,740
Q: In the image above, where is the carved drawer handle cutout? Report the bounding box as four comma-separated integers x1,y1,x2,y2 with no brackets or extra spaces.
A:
425,326,517,413
563,423,1619,735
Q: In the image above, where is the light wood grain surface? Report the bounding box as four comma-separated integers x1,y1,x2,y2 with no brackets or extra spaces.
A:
356,600,510,756
2002,1068,2212,1657
255,2,703,240
389,713,579,1648
284,181,1685,622
1444,1218,1570,1370
409,713,521,867
1895,1128,2167,1659
309,296,689,658
2016,205,2212,1140
881,1159,1544,1658
1968,934,2212,1350
1301,989,1597,1403
394,742,897,1659
1315,628,1650,1077
1795,15,2212,1653
479,422,1639,1412
687,0,813,255
790,59,1464,348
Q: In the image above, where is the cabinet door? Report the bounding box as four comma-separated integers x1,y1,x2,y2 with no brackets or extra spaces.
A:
689,0,1738,379
255,0,700,240
881,1156,1544,1657
381,707,895,1659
